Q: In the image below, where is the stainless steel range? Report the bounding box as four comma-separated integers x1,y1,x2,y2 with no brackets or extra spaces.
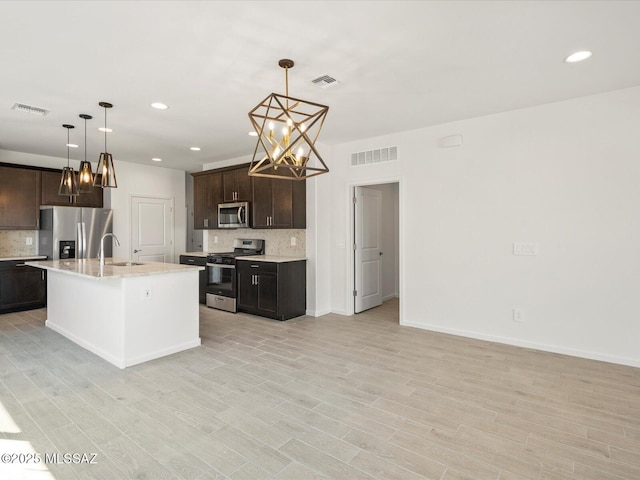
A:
206,238,265,312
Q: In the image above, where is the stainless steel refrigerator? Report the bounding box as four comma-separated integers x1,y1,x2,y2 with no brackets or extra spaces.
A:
39,206,114,260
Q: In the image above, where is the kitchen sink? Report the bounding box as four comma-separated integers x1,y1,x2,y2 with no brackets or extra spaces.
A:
108,261,144,267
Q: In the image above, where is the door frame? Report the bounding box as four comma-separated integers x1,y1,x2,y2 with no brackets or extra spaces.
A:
346,177,403,321
129,194,175,263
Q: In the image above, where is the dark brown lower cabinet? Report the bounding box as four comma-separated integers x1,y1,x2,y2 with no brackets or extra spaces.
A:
237,259,306,321
0,261,47,313
179,255,207,304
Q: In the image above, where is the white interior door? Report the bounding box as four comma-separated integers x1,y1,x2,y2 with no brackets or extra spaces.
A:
354,186,383,313
131,196,174,263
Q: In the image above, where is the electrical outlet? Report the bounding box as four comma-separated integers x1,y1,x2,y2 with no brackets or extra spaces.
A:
513,308,525,322
214,236,219,244
291,237,297,246
142,288,152,300
26,237,33,245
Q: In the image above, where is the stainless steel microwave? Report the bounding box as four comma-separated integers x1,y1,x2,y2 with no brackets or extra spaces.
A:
218,201,250,228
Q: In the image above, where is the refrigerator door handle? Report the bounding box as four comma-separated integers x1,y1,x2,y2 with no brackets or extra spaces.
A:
77,222,86,259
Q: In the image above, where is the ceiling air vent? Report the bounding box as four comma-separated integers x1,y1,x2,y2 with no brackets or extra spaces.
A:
312,75,339,89
11,103,50,116
351,146,398,166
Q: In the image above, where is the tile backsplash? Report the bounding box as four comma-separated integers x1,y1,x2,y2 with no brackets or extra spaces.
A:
206,229,305,257
0,231,38,257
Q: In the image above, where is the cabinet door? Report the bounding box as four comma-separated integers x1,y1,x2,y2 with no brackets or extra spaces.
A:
256,273,278,316
76,183,104,208
271,181,293,228
251,176,273,228
0,264,46,313
40,170,74,206
223,167,252,202
0,166,40,229
236,263,258,310
234,166,252,201
222,171,237,202
193,172,222,229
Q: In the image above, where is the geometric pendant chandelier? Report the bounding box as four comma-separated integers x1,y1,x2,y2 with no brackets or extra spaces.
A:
248,59,329,180
93,101,117,188
58,124,79,196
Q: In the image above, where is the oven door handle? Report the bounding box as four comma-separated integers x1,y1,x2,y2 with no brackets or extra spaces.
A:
206,263,236,269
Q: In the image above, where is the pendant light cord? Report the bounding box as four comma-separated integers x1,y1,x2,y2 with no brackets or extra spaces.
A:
67,128,70,168
84,117,87,162
104,106,108,152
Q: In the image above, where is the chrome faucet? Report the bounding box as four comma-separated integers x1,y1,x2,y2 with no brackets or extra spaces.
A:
98,233,120,267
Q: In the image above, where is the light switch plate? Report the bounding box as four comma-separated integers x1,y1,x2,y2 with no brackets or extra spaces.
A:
513,242,539,256
26,237,33,245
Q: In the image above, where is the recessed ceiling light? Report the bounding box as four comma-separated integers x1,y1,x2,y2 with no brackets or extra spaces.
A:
98,127,113,133
248,131,258,137
565,50,592,63
190,146,201,151
151,102,169,110
66,143,79,148
152,157,162,162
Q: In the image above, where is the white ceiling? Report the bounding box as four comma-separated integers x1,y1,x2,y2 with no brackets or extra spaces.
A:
1,1,640,173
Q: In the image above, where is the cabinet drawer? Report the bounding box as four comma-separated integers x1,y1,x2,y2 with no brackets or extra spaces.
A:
238,260,277,274
179,255,206,266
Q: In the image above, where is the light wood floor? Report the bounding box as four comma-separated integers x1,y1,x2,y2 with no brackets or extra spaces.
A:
1,299,640,479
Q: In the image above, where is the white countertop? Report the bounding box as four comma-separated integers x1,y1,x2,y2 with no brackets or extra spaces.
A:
25,258,203,280
236,255,307,263
0,255,48,262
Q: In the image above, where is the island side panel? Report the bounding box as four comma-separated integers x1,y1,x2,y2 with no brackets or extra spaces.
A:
122,270,201,367
45,270,126,367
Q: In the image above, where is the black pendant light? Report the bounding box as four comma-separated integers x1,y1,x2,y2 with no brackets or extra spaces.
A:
58,124,79,196
93,101,117,188
77,113,94,193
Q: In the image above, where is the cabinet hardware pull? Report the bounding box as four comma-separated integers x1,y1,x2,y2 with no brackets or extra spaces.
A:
250,264,259,268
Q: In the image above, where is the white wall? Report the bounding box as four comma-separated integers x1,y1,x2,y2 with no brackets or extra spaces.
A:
105,160,186,263
322,85,640,367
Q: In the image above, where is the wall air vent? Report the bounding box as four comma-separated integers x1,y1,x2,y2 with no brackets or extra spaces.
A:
351,146,398,166
312,75,339,89
11,103,50,116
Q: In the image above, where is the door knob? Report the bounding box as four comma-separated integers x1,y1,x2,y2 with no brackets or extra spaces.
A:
134,249,142,253
379,251,383,256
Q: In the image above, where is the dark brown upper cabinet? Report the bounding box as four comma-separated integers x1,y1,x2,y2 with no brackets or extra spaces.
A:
252,176,306,229
0,165,41,230
222,165,252,202
40,170,103,208
192,171,222,229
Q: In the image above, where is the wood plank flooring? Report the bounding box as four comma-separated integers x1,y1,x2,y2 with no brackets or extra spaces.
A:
1,298,640,479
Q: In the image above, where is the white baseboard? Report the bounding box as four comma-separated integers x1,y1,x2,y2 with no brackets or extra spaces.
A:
306,308,332,317
401,320,640,368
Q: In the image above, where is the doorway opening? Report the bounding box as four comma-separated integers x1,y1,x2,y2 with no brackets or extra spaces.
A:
351,181,400,321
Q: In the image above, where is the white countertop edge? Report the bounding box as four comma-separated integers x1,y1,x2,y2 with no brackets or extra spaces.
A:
236,255,307,263
25,258,204,280
1,255,48,262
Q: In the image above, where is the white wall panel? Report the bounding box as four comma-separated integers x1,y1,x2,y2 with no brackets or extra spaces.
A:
323,85,640,367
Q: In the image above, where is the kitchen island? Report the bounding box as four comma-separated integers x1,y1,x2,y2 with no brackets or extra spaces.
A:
25,258,202,369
